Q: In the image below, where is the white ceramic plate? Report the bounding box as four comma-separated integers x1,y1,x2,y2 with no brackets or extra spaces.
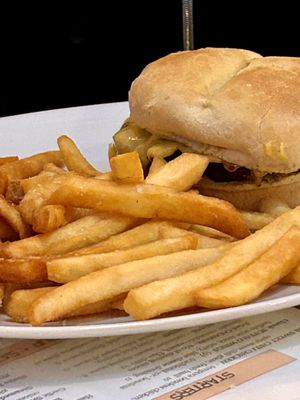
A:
1,102,300,339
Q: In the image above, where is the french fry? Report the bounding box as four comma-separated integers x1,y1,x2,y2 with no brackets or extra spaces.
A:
3,283,27,306
145,153,209,191
7,287,122,323
259,198,291,217
147,156,166,178
74,220,169,255
47,235,198,283
240,210,274,231
57,135,101,177
282,266,300,285
0,257,48,283
1,282,55,311
29,246,226,325
42,162,66,174
0,213,138,258
194,235,233,249
159,224,231,248
69,297,124,318
6,287,55,322
21,170,65,194
195,226,300,308
95,172,113,181
0,151,63,194
2,283,26,308
146,141,182,160
48,176,250,239
124,207,300,320
0,156,19,166
0,195,31,239
110,151,144,183
32,205,67,233
0,218,18,241
190,225,235,241
19,172,77,225
5,180,24,204
32,205,92,233
21,171,92,232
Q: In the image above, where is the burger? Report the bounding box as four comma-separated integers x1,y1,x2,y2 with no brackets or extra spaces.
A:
112,47,300,211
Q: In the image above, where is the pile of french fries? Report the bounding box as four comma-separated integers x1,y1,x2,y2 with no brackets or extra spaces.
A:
0,133,299,326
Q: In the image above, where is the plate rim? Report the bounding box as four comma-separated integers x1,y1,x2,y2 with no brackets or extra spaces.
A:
1,290,300,339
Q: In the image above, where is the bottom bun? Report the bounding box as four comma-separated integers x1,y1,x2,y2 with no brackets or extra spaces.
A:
197,173,300,211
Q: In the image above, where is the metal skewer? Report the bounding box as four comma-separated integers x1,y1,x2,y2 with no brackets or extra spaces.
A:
182,0,194,50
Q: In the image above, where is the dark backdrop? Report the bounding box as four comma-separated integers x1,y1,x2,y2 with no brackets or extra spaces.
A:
0,1,299,117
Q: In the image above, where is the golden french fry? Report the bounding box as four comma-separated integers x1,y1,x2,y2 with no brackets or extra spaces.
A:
2,283,28,306
0,218,18,241
32,205,67,233
32,205,92,233
0,156,19,166
74,220,168,255
0,213,138,258
195,226,300,308
58,206,94,224
110,151,144,183
70,297,123,318
7,287,122,323
21,169,65,194
146,141,185,160
1,281,55,311
95,172,113,181
20,173,91,228
42,162,66,174
159,224,231,248
6,287,55,322
190,225,235,241
240,210,274,231
281,265,300,284
0,195,31,239
19,172,78,225
193,235,233,249
57,135,101,177
0,257,48,283
2,283,26,308
147,156,166,178
29,246,225,325
158,224,196,239
259,198,291,217
145,153,209,191
5,180,24,204
124,207,300,320
47,235,198,283
48,176,249,239
17,164,65,200
0,151,63,194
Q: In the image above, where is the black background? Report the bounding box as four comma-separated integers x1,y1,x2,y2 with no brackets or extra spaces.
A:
0,1,299,117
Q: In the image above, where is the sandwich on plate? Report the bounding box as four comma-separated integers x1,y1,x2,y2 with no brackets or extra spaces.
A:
113,47,300,210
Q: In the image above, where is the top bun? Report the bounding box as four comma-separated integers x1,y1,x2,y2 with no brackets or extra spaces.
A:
129,47,300,173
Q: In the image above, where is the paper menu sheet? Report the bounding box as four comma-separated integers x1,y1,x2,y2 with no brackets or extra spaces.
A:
1,309,300,400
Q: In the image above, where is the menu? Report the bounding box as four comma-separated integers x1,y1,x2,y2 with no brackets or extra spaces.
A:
1,308,300,400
